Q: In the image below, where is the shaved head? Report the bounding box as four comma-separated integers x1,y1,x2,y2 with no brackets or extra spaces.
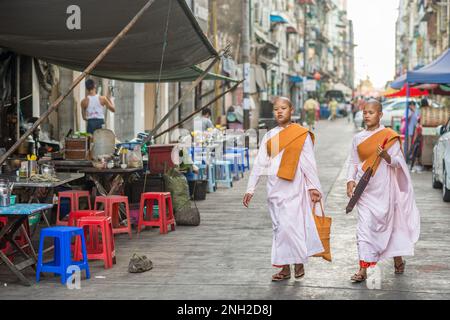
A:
365,99,383,113
273,96,294,109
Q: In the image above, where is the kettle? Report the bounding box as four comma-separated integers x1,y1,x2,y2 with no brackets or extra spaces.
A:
0,179,11,207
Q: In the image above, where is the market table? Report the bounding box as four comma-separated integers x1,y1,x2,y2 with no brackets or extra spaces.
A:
0,203,53,286
78,167,142,197
0,173,85,225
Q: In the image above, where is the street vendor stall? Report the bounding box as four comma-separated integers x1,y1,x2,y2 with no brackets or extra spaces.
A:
391,48,450,162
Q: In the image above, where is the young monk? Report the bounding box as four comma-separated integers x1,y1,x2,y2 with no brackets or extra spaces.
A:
243,97,324,282
346,100,420,283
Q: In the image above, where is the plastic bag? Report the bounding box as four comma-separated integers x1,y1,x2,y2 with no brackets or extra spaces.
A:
128,146,143,168
163,167,200,226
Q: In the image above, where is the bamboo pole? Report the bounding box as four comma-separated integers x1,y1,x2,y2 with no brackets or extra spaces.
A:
148,44,231,138
0,0,156,166
16,55,20,141
154,80,243,139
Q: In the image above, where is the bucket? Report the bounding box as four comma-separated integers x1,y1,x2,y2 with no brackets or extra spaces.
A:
28,213,41,227
188,180,208,201
129,203,140,227
144,205,159,219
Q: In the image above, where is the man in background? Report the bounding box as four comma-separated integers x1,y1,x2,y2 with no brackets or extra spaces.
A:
328,98,338,121
81,79,116,135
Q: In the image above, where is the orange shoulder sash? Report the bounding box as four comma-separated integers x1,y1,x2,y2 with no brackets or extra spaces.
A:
266,124,314,181
357,128,401,176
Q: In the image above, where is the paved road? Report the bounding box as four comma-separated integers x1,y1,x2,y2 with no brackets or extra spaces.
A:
1,119,449,299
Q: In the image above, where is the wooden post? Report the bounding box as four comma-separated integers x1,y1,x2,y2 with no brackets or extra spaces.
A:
0,0,156,166
148,45,230,138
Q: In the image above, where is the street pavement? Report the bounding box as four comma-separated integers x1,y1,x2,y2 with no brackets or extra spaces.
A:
1,118,450,300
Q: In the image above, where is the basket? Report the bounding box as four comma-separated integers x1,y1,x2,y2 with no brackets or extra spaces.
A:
421,107,450,127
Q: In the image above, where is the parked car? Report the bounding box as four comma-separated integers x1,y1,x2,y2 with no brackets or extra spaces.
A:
432,118,450,202
353,98,405,129
353,98,440,130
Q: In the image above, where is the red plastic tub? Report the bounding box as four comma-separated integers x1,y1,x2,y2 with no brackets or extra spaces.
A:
148,144,179,174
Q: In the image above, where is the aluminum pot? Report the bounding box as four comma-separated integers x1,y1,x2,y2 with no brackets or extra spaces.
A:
41,164,56,176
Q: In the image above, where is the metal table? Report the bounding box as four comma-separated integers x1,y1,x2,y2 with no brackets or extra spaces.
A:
3,173,85,188
0,204,53,286
0,173,85,227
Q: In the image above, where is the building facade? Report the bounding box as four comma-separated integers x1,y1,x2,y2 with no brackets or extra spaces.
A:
396,0,450,77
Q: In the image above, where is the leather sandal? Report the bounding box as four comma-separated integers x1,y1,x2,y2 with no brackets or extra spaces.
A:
351,273,367,283
395,260,406,274
272,271,291,282
294,266,305,279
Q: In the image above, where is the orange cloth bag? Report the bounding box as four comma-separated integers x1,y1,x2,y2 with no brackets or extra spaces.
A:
312,201,332,262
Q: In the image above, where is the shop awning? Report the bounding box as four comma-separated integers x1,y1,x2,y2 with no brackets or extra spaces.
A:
270,13,289,24
391,48,450,89
0,0,219,82
87,66,239,83
332,83,353,96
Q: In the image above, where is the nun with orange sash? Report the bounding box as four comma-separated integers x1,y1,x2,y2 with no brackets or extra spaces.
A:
243,97,324,282
346,100,420,283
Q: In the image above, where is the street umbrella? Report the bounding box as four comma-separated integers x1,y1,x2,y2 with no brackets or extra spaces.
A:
385,85,429,98
346,138,388,214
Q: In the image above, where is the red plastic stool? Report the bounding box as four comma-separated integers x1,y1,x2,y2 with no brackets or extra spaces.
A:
75,216,116,269
137,192,175,235
68,210,105,227
94,196,132,239
56,190,91,226
0,217,30,260
68,210,105,251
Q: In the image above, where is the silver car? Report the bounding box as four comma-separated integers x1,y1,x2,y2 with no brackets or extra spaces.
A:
353,99,408,129
432,118,450,202
354,98,439,129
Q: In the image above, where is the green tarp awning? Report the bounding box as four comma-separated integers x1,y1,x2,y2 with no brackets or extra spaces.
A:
0,0,237,82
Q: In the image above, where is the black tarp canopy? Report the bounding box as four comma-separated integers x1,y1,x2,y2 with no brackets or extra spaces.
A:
0,0,229,82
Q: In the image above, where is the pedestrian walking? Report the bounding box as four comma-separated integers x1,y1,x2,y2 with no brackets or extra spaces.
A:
328,98,338,121
346,100,420,283
243,96,324,282
303,94,319,131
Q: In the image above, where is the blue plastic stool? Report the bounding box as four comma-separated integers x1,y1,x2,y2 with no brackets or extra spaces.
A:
226,148,248,174
239,148,250,172
194,162,208,180
224,153,241,180
206,164,217,193
214,160,233,188
36,227,90,285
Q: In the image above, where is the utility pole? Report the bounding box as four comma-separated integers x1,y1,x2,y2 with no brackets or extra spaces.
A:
212,0,221,122
242,0,251,131
302,4,308,121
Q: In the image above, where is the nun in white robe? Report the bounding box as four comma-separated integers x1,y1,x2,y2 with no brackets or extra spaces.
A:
246,126,324,266
347,126,421,264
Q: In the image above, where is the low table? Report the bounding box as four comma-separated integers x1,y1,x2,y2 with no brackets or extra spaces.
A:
0,203,53,286
79,167,142,196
